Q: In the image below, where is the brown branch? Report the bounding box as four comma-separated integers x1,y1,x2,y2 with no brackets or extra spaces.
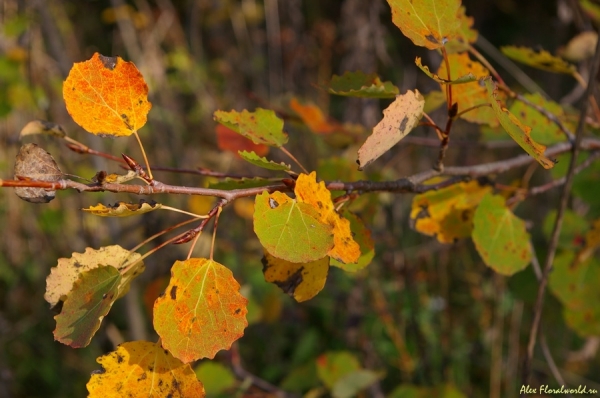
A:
522,24,600,388
4,138,600,199
528,151,600,196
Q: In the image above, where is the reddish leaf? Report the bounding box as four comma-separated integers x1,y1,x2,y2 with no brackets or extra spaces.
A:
216,124,269,157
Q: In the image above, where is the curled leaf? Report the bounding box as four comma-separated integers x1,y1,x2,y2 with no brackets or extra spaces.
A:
325,71,399,98
63,52,151,136
19,120,66,138
485,79,555,169
416,57,477,84
238,150,291,171
82,200,162,217
13,143,62,203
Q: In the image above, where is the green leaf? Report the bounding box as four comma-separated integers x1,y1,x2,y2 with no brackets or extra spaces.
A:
415,57,478,84
508,93,571,145
326,71,399,98
485,79,555,169
472,193,531,275
331,369,382,398
238,150,291,171
386,0,461,50
208,177,277,190
53,266,121,348
549,253,598,309
316,351,361,389
194,362,236,395
213,108,288,147
542,209,587,250
253,191,334,263
331,210,375,272
501,46,576,74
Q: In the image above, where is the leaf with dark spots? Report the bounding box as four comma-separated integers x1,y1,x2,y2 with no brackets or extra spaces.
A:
262,251,329,302
98,54,118,70
170,286,177,300
87,341,205,397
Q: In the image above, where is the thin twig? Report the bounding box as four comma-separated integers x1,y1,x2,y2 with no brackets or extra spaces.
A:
522,25,600,388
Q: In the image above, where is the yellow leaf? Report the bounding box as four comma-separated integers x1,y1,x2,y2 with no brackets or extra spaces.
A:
294,172,360,264
387,0,461,50
262,251,329,302
63,53,151,137
410,180,491,243
82,200,162,217
87,341,205,398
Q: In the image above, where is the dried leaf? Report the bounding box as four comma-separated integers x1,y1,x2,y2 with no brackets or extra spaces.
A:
386,0,461,50
213,108,288,147
153,258,248,362
357,90,424,170
561,31,598,62
63,53,151,136
19,120,66,138
82,200,162,217
45,245,144,308
294,172,360,264
262,251,329,302
253,191,334,263
13,143,62,203
485,79,555,169
87,341,205,397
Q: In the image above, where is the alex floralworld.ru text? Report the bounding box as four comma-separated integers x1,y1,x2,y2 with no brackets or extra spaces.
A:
520,384,598,394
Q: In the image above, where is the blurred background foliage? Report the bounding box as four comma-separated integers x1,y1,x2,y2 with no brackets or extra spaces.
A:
1,0,600,397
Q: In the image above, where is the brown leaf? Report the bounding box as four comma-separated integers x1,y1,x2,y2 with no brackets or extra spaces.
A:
13,143,62,203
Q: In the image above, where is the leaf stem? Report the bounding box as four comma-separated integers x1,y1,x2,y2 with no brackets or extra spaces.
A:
133,130,153,180
130,217,199,253
280,146,308,174
209,207,223,260
160,206,209,219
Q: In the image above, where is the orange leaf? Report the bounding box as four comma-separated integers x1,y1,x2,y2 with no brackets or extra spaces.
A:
289,98,341,134
63,52,151,137
438,53,497,126
153,258,248,362
216,124,269,157
87,341,205,397
294,172,360,264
